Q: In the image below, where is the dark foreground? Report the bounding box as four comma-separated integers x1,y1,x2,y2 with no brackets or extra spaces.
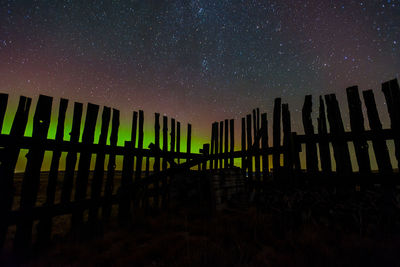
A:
2,183,400,267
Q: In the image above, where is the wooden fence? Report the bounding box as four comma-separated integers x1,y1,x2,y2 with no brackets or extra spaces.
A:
0,78,399,254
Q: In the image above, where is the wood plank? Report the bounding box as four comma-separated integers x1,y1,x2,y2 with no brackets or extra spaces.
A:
273,98,281,173
230,119,234,168
202,144,209,170
0,93,8,133
171,118,176,154
153,113,160,208
187,123,192,168
37,98,68,245
177,121,181,164
215,122,219,169
161,116,168,208
246,114,253,180
218,121,223,169
382,79,400,170
135,110,144,181
162,116,168,171
325,94,352,173
210,122,215,170
254,109,261,181
14,95,53,253
241,117,246,175
362,90,392,174
131,111,138,148
302,95,318,172
318,96,332,173
60,102,83,203
71,103,99,231
346,86,371,173
261,113,269,178
88,106,111,226
103,108,119,221
224,119,229,168
282,103,293,171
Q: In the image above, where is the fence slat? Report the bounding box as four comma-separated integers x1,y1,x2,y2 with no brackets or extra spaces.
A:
362,90,392,174
153,113,160,207
230,119,234,168
177,121,181,164
246,114,253,181
88,106,111,226
71,103,99,231
103,108,119,221
210,122,215,170
61,102,83,203
1,95,31,249
325,94,352,173
254,109,261,182
382,79,400,170
224,119,229,169
14,95,52,253
282,104,293,172
135,110,144,182
37,98,68,245
161,116,168,207
0,93,8,133
346,86,371,173
261,113,269,178
273,98,281,174
241,117,246,175
215,122,219,169
218,121,222,169
302,95,318,172
318,96,332,173
162,116,168,171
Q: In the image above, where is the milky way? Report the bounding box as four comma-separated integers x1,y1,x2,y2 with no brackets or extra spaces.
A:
0,0,399,150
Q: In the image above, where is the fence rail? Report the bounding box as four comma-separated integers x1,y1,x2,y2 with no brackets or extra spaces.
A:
0,78,399,254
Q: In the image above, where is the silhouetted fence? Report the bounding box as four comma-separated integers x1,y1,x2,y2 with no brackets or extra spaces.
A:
0,78,399,254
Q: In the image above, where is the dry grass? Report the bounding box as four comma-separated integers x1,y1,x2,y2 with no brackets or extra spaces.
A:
4,206,398,267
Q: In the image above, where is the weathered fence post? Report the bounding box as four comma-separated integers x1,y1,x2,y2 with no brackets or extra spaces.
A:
61,102,83,203
382,79,400,171
71,103,99,232
261,113,269,180
177,121,181,164
0,96,31,250
135,110,144,181
14,95,52,253
302,95,318,173
153,113,161,208
88,106,111,227
37,98,68,245
161,116,168,208
325,94,352,174
273,98,281,174
229,119,234,168
362,90,392,174
215,122,219,170
103,109,120,221
346,86,371,174
246,114,253,182
254,109,261,183
219,121,223,169
318,96,332,173
224,119,229,169
241,117,246,175
0,93,8,133
282,104,293,173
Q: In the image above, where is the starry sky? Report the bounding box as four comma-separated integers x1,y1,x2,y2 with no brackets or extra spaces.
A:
1,1,400,165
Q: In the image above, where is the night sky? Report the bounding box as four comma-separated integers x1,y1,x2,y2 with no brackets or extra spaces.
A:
1,1,400,169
